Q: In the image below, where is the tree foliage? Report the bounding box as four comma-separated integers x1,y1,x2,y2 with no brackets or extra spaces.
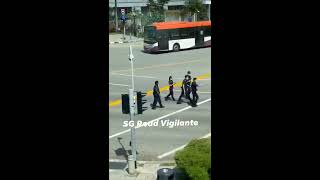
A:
175,138,211,180
181,0,208,20
143,0,170,25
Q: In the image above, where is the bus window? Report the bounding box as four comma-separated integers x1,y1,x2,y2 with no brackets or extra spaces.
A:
144,26,157,43
179,28,189,39
188,28,195,38
204,26,211,36
157,30,168,40
169,29,180,40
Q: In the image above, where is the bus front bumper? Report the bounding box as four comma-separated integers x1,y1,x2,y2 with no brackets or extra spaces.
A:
144,46,159,53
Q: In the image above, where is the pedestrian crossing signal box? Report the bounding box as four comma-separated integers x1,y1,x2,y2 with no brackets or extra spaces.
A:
121,94,130,114
137,91,147,114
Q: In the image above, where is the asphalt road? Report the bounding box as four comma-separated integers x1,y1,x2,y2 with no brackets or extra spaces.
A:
109,42,211,161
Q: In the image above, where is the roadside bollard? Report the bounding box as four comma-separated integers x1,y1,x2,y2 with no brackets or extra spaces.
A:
128,155,135,175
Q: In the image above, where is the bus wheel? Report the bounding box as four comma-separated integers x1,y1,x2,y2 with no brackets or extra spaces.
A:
173,43,180,52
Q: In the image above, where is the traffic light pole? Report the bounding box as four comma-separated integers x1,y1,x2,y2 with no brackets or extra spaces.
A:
129,44,137,167
129,89,137,162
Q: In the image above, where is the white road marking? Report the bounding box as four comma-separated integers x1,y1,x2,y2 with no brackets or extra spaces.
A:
109,83,130,87
109,98,211,139
109,159,127,163
111,60,201,73
157,145,187,159
157,133,211,159
111,73,157,79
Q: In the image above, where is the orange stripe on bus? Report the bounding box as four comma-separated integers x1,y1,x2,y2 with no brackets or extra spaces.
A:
152,21,211,30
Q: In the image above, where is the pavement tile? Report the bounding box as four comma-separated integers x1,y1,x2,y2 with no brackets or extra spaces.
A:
109,169,137,180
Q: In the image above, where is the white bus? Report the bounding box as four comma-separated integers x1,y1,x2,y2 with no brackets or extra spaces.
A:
144,21,211,53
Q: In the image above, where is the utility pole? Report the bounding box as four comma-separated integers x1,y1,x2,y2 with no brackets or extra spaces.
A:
115,0,118,32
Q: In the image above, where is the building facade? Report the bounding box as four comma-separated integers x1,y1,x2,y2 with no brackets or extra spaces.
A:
109,0,211,23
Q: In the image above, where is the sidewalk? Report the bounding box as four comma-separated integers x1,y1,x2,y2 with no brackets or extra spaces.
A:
109,33,143,44
109,161,187,180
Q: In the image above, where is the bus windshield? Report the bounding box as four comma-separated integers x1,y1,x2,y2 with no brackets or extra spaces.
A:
144,26,157,43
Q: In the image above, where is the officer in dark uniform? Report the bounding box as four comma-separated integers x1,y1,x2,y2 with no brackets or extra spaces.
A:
191,77,199,105
152,81,164,109
185,71,192,98
165,76,175,101
186,71,192,81
185,71,192,103
177,76,187,104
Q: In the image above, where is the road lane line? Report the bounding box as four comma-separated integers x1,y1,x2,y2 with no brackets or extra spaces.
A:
111,73,157,79
173,90,211,94
111,60,201,73
109,83,130,87
157,133,211,159
109,98,211,139
109,73,211,107
109,99,122,107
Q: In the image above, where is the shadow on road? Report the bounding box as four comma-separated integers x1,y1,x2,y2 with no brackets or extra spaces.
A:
114,137,139,161
115,137,129,161
140,46,211,55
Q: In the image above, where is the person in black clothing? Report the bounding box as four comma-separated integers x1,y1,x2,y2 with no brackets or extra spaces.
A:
177,76,187,104
185,71,192,99
186,71,191,82
191,77,199,105
177,75,192,104
152,81,164,109
165,76,175,101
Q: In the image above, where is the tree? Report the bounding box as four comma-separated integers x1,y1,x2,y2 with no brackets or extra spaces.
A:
181,0,208,21
142,0,170,25
127,9,143,36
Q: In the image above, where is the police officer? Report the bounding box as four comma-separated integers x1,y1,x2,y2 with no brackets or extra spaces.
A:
191,77,199,105
177,75,192,104
177,76,187,104
152,81,164,109
185,71,192,98
165,76,175,101
186,71,192,82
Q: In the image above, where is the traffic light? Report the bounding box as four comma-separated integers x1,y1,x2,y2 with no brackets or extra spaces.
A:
137,91,147,114
121,94,130,114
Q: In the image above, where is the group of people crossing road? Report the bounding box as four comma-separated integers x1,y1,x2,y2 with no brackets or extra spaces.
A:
151,71,199,110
